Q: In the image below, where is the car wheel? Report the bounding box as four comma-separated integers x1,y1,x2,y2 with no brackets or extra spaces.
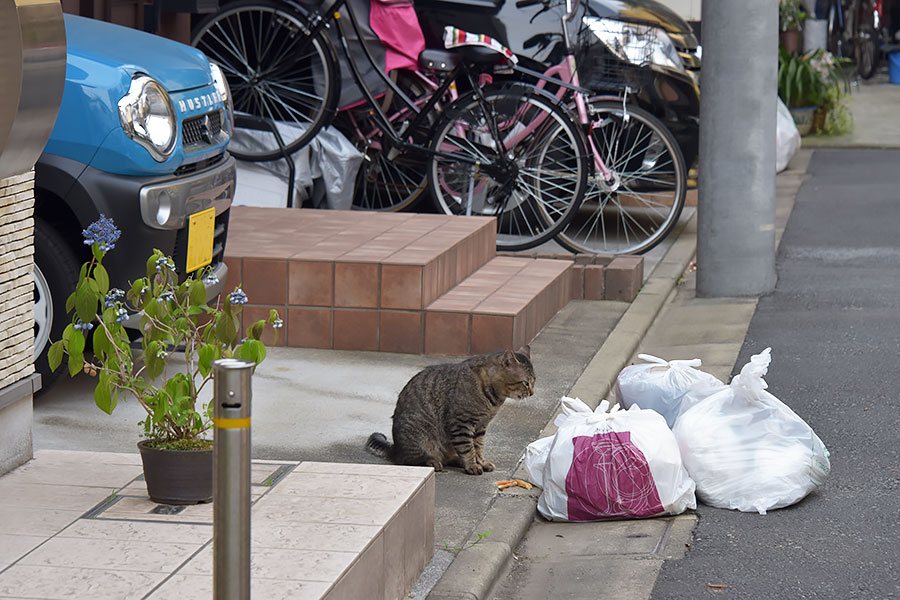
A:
34,220,80,390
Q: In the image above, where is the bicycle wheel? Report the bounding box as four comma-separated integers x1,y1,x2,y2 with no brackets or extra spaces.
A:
332,70,433,211
826,0,847,58
555,101,686,255
855,0,879,79
191,0,339,162
428,83,588,252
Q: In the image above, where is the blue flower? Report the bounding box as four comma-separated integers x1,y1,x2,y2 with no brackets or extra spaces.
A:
229,288,248,305
115,307,128,324
82,215,121,252
272,318,284,329
203,273,220,286
104,288,125,308
157,290,175,303
155,256,175,273
73,318,94,331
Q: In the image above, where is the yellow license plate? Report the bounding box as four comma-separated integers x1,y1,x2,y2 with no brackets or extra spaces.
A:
186,207,216,273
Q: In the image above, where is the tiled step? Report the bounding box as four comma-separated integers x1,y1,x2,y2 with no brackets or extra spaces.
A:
425,257,573,355
0,451,434,600
224,207,639,355
224,207,496,351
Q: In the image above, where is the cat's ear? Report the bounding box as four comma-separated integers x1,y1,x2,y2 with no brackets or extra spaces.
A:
517,345,531,360
502,349,517,366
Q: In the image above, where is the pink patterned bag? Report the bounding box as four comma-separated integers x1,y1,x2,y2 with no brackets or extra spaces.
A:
525,398,696,521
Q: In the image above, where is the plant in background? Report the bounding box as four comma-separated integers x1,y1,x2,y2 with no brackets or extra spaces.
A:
779,0,808,32
778,48,849,109
49,215,282,450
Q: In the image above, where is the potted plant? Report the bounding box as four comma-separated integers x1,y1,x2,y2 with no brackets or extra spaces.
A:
779,0,808,54
49,215,282,504
778,48,849,135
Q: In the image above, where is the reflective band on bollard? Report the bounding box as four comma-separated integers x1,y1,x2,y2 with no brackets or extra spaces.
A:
213,358,254,600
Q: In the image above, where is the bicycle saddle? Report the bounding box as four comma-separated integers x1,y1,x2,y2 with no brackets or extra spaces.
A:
442,26,519,65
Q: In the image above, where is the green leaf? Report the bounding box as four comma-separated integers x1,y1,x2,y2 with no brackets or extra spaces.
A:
144,340,165,380
94,264,110,296
152,390,170,424
94,371,117,415
215,311,238,348
67,329,86,377
66,291,77,314
75,279,99,323
239,339,266,367
147,254,159,280
190,279,206,307
92,324,110,357
48,341,64,371
198,343,215,378
246,319,265,341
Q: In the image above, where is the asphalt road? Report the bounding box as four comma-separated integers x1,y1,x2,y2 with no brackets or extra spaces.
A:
652,150,900,599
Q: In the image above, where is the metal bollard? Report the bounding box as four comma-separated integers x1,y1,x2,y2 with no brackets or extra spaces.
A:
213,358,255,600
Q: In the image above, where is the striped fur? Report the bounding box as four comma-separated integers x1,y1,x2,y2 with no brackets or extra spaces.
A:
366,346,535,475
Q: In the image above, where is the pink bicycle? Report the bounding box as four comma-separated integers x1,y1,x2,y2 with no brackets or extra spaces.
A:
335,0,687,254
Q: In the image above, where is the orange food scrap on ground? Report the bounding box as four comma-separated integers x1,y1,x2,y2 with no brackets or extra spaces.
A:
495,479,533,490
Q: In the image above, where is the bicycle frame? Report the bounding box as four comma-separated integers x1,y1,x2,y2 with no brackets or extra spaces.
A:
292,0,520,173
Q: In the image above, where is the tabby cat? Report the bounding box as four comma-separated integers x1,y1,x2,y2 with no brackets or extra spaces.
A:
366,346,535,475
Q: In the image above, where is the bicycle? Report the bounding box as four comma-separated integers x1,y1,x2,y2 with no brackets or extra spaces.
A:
497,0,686,255
337,0,687,254
825,0,881,78
192,0,590,250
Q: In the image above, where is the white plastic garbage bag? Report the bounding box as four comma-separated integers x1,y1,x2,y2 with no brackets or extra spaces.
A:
672,348,831,515
777,97,801,173
614,354,723,428
525,397,696,522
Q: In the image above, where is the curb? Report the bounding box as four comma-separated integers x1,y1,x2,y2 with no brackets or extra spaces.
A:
425,213,699,600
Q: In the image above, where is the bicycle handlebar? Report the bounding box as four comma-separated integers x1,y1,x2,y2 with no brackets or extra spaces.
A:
515,0,579,19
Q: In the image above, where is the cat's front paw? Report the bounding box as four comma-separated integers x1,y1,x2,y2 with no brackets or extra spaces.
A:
464,463,484,475
480,460,495,472
427,459,445,472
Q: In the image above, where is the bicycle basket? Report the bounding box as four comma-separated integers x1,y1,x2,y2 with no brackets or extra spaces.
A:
575,20,655,93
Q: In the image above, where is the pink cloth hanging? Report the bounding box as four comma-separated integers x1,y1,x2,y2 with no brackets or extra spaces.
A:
369,0,425,73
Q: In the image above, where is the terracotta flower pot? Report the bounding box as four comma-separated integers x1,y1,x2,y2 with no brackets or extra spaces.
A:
138,440,213,505
813,107,828,133
781,29,801,54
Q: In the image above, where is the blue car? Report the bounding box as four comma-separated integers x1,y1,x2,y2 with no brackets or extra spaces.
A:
34,14,235,387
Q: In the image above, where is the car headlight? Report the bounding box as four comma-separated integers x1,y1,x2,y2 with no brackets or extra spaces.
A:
118,75,177,162
209,62,233,137
583,17,686,74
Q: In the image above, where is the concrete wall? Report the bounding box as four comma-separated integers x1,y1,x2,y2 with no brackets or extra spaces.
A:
666,0,701,22
0,170,39,476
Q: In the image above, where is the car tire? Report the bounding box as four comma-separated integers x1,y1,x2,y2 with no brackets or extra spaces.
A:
34,220,80,390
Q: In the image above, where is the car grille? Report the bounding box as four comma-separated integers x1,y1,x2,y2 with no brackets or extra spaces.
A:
182,110,224,150
174,153,226,177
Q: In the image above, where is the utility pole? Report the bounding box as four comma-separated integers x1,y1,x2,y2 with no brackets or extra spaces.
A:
696,0,777,297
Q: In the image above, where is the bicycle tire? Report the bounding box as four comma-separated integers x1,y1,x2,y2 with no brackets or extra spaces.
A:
428,83,588,252
191,0,339,162
826,0,847,58
332,70,433,212
854,0,879,79
555,101,686,256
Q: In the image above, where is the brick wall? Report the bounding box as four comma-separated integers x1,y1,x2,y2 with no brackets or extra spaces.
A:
0,171,35,388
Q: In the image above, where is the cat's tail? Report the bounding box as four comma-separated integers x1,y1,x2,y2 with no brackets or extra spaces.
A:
366,432,394,462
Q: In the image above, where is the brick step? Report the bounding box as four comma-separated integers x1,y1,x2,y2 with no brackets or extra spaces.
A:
223,207,496,350
424,257,573,355
224,207,644,355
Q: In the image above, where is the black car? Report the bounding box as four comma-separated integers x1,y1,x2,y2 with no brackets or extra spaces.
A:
414,0,702,171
